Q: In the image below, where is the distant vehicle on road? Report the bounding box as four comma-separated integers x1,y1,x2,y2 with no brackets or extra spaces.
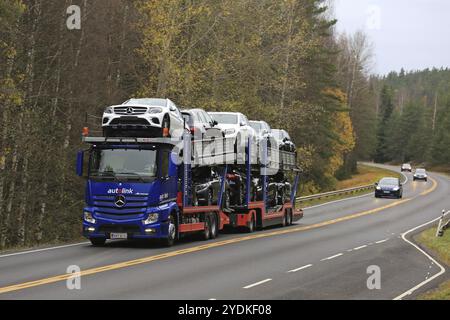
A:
413,168,428,182
401,163,412,172
375,177,403,199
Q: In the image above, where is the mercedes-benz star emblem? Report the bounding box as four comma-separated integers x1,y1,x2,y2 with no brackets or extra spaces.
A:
126,107,133,114
115,195,126,207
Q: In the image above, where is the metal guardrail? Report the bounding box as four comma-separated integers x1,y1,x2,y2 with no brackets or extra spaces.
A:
296,184,374,203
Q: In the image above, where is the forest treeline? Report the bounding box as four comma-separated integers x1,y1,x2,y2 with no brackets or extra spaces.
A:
0,0,439,249
372,68,450,166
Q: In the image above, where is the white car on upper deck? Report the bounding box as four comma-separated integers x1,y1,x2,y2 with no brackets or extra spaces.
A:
208,112,257,145
102,98,188,138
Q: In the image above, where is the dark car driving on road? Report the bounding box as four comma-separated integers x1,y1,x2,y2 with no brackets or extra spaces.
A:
375,177,403,199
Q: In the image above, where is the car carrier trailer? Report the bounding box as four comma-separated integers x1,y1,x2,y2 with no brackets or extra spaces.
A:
76,131,302,246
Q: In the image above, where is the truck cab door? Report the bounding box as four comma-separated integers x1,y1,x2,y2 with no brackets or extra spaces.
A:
158,149,177,203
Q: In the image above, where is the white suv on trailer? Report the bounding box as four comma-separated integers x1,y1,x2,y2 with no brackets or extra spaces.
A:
102,98,188,138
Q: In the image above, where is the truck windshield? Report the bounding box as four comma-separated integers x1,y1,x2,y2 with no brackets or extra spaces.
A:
89,149,157,181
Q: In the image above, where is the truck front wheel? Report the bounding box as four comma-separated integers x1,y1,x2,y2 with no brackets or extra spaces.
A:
163,215,177,247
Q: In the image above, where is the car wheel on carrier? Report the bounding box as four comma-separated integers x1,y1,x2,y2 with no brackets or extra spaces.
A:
210,214,218,239
222,190,231,209
202,215,211,241
90,238,106,246
163,214,177,247
207,190,213,206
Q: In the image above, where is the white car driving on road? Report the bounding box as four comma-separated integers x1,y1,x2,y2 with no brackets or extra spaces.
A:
102,98,188,138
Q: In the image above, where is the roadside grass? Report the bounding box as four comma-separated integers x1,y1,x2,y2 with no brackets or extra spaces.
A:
336,164,401,189
416,228,450,300
299,164,401,208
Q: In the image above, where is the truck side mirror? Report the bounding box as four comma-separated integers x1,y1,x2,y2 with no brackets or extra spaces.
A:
76,151,84,177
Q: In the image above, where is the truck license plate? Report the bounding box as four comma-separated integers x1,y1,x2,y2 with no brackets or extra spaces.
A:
110,233,127,239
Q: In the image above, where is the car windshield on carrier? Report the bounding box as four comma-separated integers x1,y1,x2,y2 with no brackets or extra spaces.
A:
210,113,238,124
249,122,262,132
123,98,166,107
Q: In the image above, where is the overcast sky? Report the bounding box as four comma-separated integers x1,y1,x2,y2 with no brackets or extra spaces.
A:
334,0,450,75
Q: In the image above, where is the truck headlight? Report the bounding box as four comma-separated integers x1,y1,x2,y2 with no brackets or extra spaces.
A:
84,211,96,224
143,213,159,225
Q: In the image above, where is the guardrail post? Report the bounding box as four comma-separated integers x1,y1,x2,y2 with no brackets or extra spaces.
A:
436,210,446,237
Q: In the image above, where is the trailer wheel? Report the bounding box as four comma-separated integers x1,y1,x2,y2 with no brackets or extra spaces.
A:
90,238,106,246
202,215,211,241
246,214,255,233
286,210,292,226
163,214,177,247
282,212,287,227
210,214,218,239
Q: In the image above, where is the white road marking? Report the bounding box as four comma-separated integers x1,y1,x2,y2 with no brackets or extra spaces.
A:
243,278,272,289
353,245,367,251
287,264,313,273
375,238,389,244
393,209,450,300
0,242,90,259
208,298,217,300
321,253,343,261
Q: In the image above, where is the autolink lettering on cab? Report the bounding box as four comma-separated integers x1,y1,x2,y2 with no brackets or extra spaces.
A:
107,187,133,194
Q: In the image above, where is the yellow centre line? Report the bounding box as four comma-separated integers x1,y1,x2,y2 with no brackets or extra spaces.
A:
0,176,438,295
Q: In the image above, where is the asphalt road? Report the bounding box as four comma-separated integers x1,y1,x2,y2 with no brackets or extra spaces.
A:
0,163,449,300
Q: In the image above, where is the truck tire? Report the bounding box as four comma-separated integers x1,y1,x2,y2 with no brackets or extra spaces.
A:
202,215,211,241
163,214,177,247
210,214,218,239
286,210,292,226
90,238,106,246
246,214,255,233
282,213,287,227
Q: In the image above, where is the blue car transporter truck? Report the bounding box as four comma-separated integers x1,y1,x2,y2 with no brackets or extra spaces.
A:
76,132,303,246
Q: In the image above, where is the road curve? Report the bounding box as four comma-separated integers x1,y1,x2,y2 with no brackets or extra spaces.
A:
0,163,449,299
